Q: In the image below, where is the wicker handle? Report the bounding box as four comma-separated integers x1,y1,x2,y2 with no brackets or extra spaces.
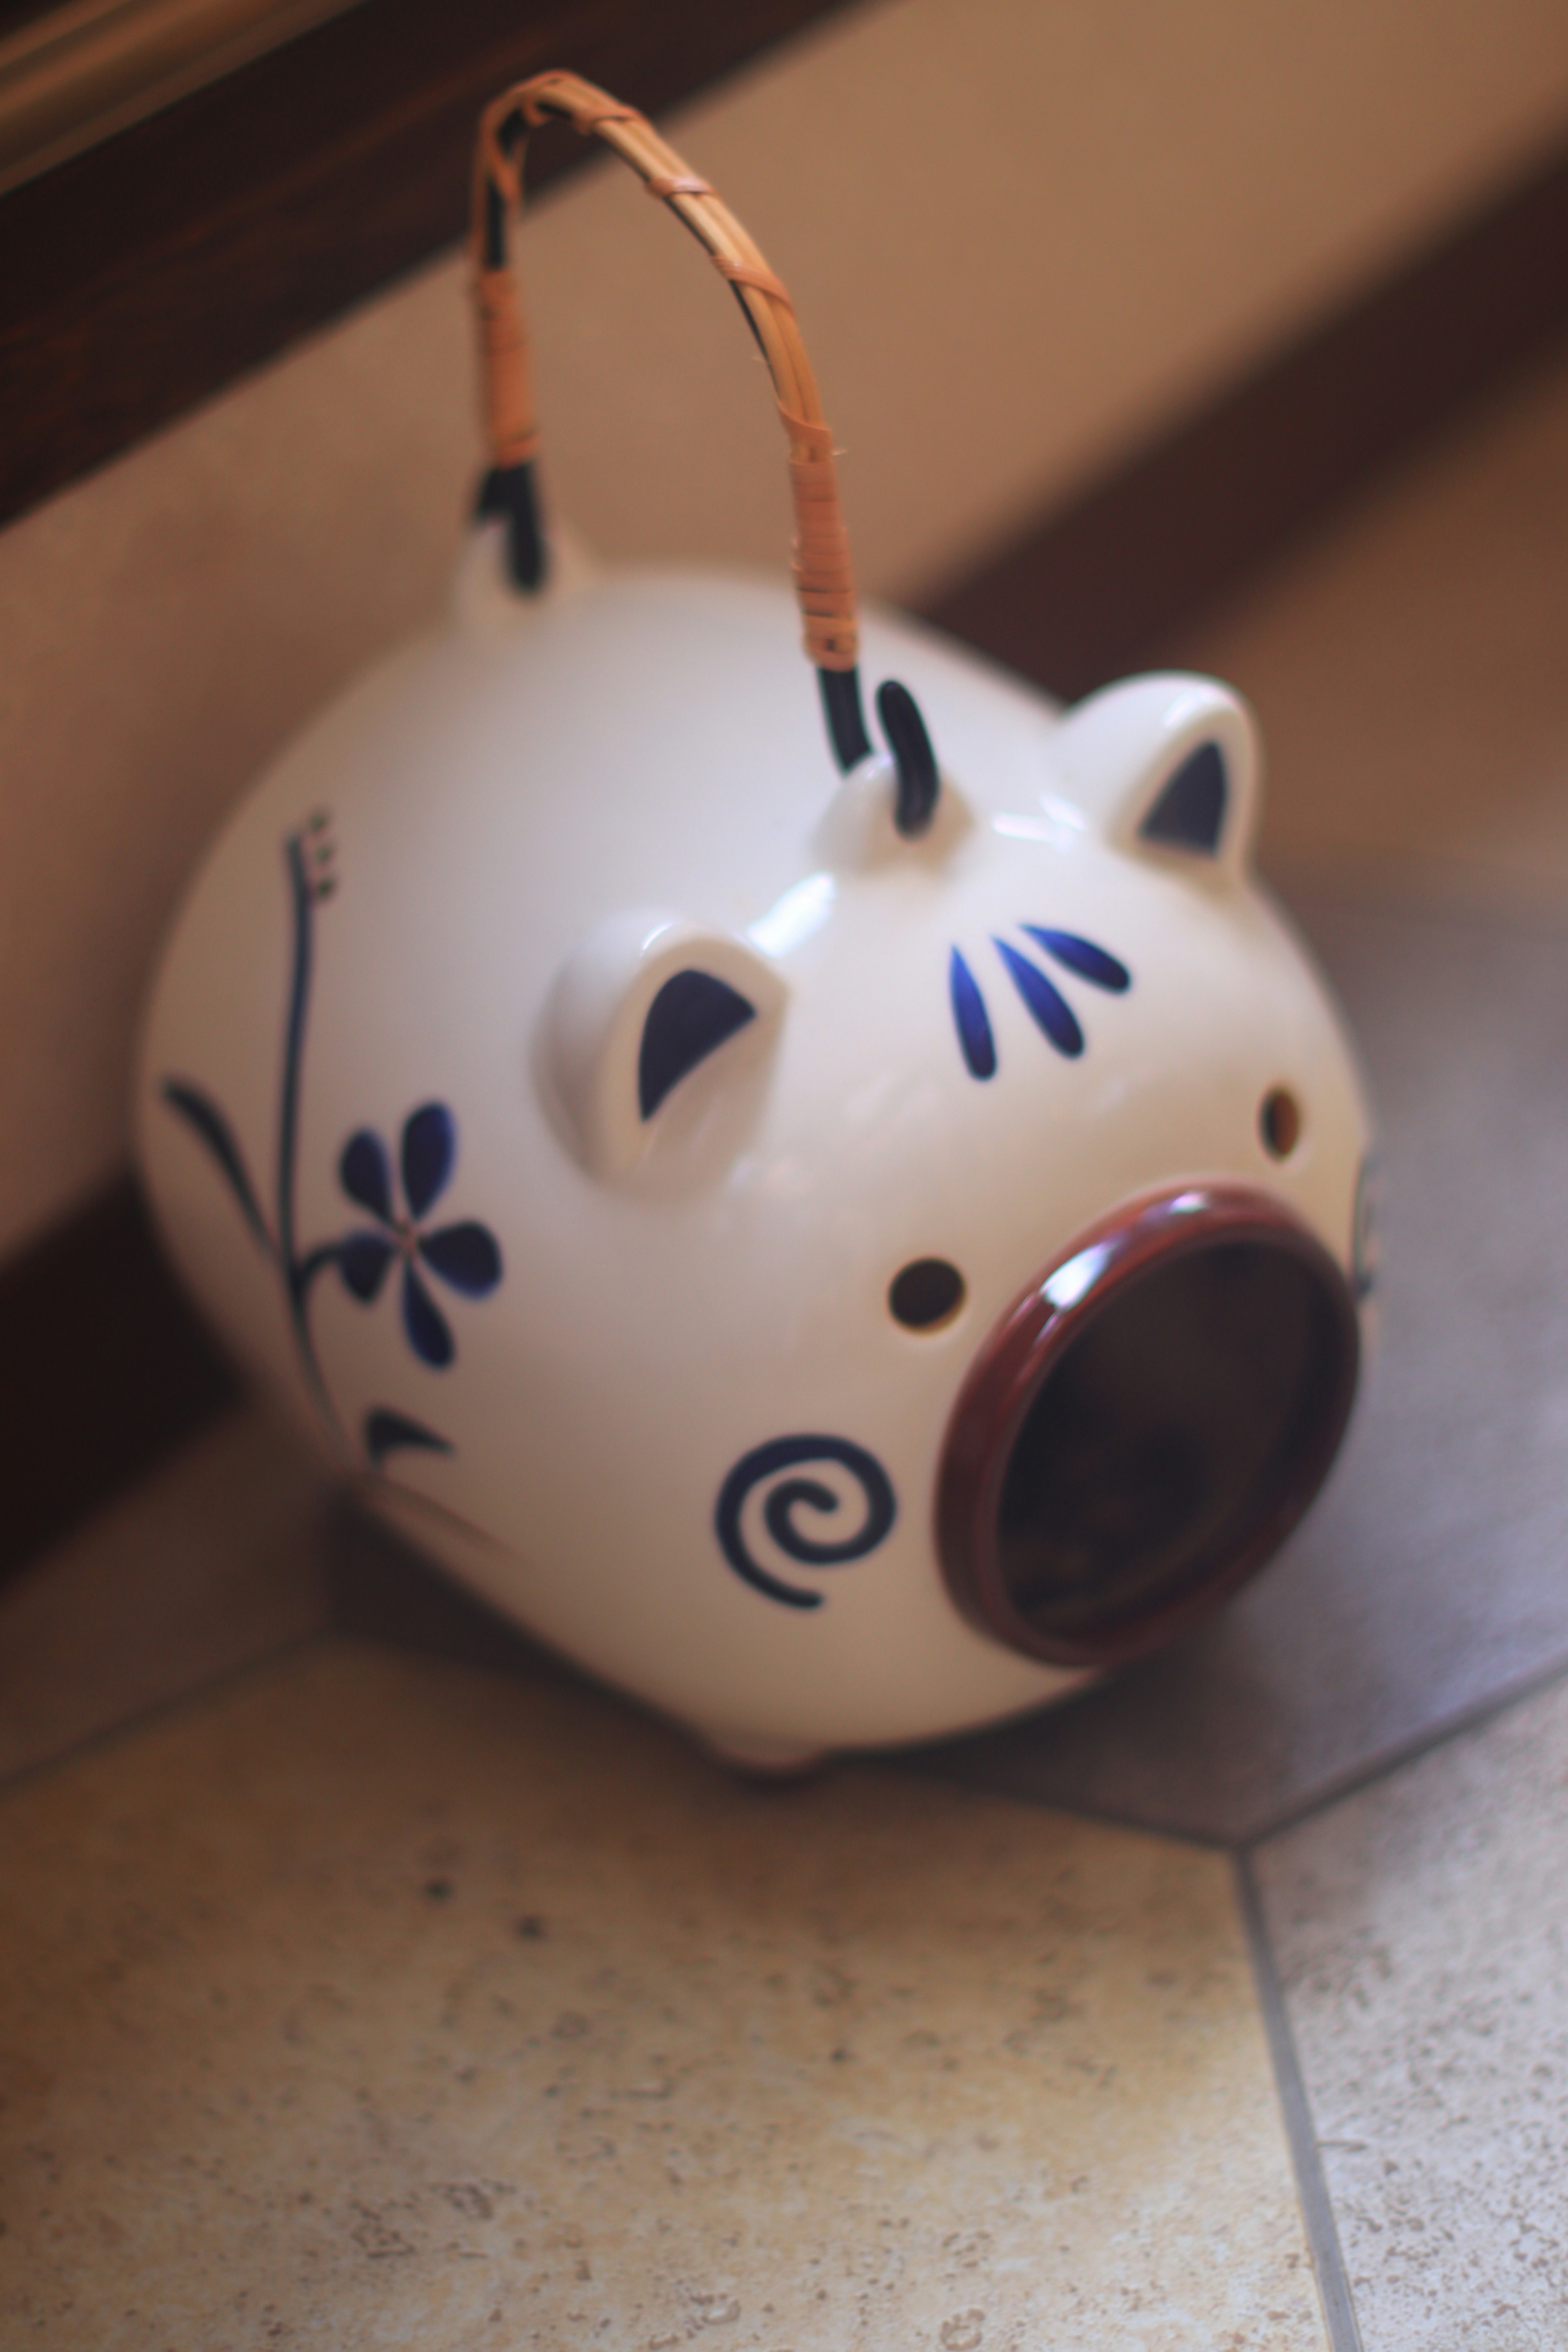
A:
470,69,858,679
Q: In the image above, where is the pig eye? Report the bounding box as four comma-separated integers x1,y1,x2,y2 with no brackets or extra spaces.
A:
1259,1087,1302,1158
889,1258,966,1330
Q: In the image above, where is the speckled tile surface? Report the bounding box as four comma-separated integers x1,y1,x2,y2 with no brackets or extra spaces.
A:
0,1642,1327,2350
0,1408,334,1786
1255,1670,1568,2350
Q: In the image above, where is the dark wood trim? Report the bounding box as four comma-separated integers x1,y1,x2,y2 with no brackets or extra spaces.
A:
922,134,1568,700
4,120,1568,1584
0,1180,240,1583
0,0,859,528
0,0,369,198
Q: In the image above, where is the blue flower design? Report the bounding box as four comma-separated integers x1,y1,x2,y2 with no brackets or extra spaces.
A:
335,1102,502,1367
162,827,501,1470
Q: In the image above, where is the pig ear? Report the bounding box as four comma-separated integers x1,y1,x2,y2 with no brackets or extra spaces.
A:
1045,674,1261,878
542,909,786,1178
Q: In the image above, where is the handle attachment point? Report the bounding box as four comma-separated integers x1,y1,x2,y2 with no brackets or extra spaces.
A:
468,70,941,820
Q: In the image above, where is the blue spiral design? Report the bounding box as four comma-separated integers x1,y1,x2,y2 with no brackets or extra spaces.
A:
715,1436,897,1609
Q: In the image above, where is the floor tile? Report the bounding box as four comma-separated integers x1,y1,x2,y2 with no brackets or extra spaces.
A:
1253,1669,1568,2350
0,1407,334,1784
912,886,1568,1841
0,1641,1327,2350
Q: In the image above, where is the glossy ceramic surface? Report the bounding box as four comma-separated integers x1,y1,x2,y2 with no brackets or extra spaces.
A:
136,531,1372,1758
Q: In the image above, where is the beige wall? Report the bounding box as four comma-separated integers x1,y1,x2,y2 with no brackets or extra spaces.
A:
4,0,1568,1261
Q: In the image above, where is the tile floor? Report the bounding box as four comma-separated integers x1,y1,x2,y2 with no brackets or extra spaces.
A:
0,1641,1327,2350
5,346,1568,2347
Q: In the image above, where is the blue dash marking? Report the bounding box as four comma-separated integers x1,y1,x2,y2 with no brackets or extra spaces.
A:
949,947,997,1079
994,940,1084,1057
1022,927,1131,993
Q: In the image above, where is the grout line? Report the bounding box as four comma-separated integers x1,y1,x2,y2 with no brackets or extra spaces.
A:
897,1751,1236,1851
0,1627,332,1801
1235,1851,1364,2352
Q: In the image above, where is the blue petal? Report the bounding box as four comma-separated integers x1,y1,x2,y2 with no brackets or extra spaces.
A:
1022,926,1131,993
340,1129,392,1219
949,948,996,1079
419,1221,502,1297
994,940,1084,1056
401,1102,454,1218
338,1231,394,1301
402,1261,453,1366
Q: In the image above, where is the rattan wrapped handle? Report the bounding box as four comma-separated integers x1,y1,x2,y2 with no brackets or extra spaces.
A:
470,69,859,681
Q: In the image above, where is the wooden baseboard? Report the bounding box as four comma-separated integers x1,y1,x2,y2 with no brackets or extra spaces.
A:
4,124,1566,1582
921,134,1568,700
0,1180,240,1583
0,0,859,529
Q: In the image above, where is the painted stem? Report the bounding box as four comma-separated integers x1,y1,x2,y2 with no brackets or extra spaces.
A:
278,832,342,1437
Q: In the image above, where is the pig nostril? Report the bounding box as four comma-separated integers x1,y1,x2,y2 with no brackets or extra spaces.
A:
890,1258,966,1330
935,1189,1361,1670
1260,1087,1302,1158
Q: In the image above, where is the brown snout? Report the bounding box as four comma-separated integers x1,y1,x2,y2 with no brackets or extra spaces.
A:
936,1185,1359,1670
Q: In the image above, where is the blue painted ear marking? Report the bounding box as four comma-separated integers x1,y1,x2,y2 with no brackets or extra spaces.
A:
1023,927,1131,993
949,947,997,1079
994,940,1084,1057
1140,740,1227,852
638,969,756,1120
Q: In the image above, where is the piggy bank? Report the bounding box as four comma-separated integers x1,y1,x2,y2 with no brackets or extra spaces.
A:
136,74,1374,1766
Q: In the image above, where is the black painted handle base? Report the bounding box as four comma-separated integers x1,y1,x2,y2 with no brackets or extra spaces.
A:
476,461,546,592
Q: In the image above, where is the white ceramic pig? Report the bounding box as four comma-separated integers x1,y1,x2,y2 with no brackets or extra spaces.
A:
136,531,1374,1764
134,74,1374,1766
